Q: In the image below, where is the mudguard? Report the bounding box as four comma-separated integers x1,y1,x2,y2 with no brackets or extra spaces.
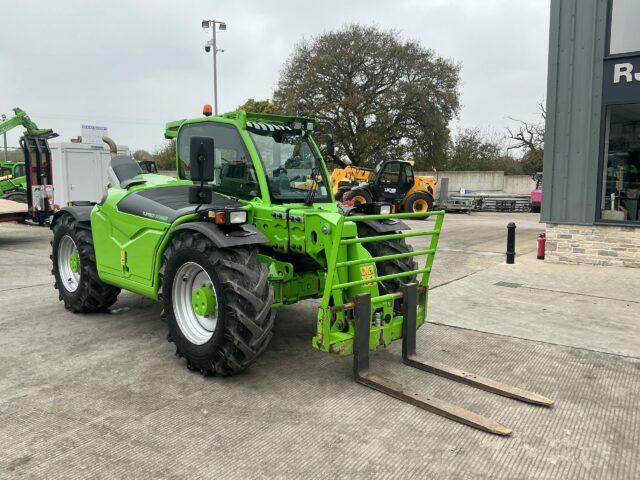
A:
338,204,409,233
51,205,93,227
170,221,268,249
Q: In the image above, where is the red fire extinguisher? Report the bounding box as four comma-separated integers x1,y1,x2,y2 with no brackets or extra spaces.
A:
537,233,546,260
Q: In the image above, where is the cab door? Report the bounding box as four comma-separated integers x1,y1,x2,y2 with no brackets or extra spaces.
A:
373,161,413,203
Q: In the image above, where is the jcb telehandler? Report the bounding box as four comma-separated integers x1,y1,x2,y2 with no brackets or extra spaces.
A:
51,108,552,435
332,160,437,213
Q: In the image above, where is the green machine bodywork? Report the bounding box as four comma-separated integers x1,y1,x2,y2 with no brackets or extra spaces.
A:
0,161,26,197
149,110,444,354
0,108,54,200
65,110,444,355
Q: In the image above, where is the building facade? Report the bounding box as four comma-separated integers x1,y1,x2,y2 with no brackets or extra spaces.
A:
544,0,640,266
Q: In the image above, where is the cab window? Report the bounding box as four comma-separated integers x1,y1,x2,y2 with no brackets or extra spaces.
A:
178,123,259,200
380,163,401,184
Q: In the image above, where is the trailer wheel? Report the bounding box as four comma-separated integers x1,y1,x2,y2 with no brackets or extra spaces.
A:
356,223,417,305
343,189,372,205
2,192,27,203
51,214,120,313
404,191,433,214
161,232,274,376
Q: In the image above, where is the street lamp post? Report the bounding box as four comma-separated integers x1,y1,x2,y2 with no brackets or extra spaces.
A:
202,19,226,115
1,114,7,162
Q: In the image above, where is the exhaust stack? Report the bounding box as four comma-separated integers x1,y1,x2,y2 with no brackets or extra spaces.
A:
102,136,118,159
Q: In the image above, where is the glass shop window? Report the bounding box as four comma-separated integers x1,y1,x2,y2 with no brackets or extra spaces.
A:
610,0,640,55
601,103,640,222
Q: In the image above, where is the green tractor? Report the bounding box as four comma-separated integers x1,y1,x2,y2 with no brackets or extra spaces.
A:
1,107,56,205
0,161,27,202
50,108,552,435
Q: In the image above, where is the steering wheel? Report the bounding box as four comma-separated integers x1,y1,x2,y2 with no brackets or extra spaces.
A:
273,166,288,177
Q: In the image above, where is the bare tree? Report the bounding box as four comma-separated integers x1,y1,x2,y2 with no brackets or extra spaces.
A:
506,103,545,173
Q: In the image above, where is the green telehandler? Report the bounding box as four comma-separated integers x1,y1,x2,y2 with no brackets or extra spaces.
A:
0,161,27,202
0,107,55,204
50,107,552,435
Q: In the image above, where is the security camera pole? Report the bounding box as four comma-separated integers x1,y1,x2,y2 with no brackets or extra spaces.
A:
201,19,226,115
1,114,7,162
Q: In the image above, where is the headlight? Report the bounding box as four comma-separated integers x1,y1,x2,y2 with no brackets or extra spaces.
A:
229,210,247,224
208,209,248,225
379,205,392,215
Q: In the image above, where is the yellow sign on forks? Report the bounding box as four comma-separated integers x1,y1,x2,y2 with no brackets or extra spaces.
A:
359,264,375,286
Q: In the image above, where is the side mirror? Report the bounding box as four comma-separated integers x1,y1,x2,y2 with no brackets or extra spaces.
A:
326,134,335,158
325,134,352,168
189,136,215,182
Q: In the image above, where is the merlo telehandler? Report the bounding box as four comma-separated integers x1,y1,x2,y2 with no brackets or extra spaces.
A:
50,108,552,435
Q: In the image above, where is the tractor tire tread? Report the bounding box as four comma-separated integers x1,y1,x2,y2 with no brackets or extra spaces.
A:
161,232,274,377
356,223,418,297
51,214,120,313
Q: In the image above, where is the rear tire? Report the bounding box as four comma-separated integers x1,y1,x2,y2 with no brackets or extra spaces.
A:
343,189,372,205
161,232,275,376
404,191,434,214
2,192,27,203
51,214,120,313
356,223,417,302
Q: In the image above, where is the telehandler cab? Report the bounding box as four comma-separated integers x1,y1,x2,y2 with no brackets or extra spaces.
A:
51,108,552,435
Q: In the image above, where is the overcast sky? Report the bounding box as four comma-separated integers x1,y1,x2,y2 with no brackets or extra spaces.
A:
0,0,550,153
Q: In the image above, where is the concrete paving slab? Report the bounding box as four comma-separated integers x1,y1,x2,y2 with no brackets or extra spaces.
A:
1,213,639,479
429,253,640,358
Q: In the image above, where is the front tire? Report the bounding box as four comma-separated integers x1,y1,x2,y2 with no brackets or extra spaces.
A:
51,215,120,313
404,191,434,213
161,232,275,376
343,188,372,206
2,192,27,203
356,223,417,301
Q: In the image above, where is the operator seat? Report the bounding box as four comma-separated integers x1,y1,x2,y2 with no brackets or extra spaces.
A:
108,156,145,189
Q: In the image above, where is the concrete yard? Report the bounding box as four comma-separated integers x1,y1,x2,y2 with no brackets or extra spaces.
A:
1,212,639,479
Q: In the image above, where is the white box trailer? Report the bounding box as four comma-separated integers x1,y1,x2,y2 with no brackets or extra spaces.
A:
50,142,130,208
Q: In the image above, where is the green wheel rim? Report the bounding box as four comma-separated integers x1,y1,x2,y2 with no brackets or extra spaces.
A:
192,286,217,317
69,251,80,274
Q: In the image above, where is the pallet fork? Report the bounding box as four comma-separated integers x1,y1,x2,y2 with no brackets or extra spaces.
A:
353,283,554,436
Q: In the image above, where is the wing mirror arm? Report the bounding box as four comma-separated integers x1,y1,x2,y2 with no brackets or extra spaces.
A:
325,134,351,168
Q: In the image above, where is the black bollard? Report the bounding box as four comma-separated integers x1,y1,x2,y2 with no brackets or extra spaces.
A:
506,222,516,264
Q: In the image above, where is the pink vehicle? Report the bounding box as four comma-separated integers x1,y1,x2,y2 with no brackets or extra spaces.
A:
530,172,543,213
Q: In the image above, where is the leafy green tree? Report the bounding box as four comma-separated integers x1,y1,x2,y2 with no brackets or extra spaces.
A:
273,24,460,169
446,129,528,174
1,149,25,163
238,99,280,114
133,149,152,161
151,140,176,170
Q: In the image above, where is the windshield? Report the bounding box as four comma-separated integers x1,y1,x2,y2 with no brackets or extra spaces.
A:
249,129,331,203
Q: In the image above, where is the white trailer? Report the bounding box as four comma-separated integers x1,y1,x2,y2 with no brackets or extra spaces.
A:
50,142,130,208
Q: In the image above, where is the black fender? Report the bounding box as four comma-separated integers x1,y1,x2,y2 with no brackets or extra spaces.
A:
338,204,410,233
169,221,268,249
51,205,94,229
359,218,410,234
